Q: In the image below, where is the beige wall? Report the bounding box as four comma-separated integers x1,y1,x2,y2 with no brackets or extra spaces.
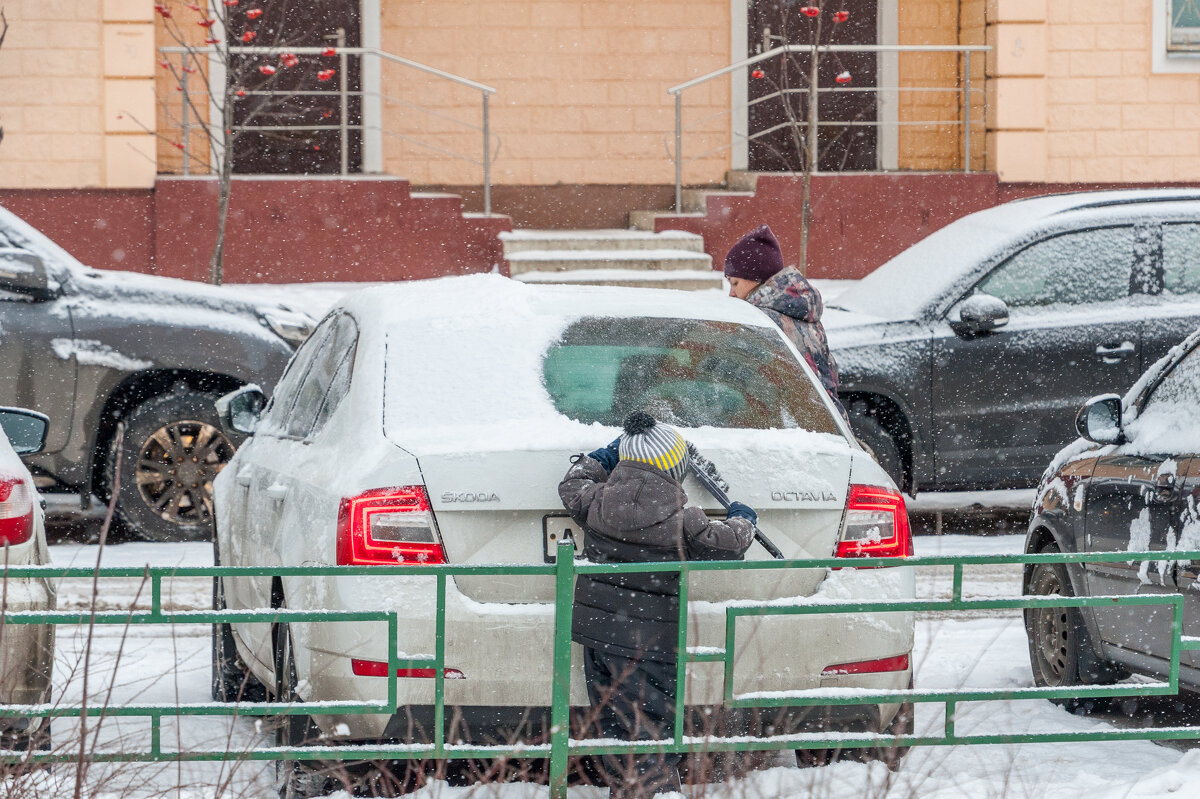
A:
1040,0,1200,183
0,0,157,189
380,0,730,186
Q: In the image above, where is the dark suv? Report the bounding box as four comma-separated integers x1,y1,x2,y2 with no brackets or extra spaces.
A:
0,205,311,541
826,189,1200,493
1024,324,1200,695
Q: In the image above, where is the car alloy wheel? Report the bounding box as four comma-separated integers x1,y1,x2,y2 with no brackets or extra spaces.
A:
137,419,233,526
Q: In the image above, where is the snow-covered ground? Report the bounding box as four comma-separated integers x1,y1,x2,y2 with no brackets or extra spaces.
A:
5,533,1195,798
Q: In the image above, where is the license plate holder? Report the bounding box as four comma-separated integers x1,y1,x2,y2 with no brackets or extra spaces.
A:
543,514,584,563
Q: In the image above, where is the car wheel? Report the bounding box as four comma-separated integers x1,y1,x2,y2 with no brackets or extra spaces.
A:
1024,545,1126,712
212,574,267,703
273,622,333,799
110,388,240,542
848,410,904,490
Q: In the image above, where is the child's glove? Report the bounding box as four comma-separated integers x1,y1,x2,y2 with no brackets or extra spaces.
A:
587,438,621,473
726,501,758,525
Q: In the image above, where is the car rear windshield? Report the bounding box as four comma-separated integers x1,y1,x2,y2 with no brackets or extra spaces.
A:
543,316,839,434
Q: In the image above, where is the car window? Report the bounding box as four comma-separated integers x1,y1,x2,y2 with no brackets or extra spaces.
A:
1162,223,1200,296
258,315,335,438
543,316,839,434
975,227,1135,308
1129,341,1200,450
282,313,358,440
310,317,358,437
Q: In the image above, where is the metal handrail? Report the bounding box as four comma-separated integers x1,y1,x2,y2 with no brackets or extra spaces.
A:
158,45,497,213
668,44,992,212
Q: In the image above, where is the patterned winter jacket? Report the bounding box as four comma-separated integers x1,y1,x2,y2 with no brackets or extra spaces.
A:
748,266,843,412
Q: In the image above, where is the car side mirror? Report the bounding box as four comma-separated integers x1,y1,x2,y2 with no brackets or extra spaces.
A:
216,385,266,435
0,407,49,455
1075,393,1124,445
0,249,57,300
953,293,1010,336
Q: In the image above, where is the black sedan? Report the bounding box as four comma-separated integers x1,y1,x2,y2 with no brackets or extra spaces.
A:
1024,325,1200,697
827,189,1200,493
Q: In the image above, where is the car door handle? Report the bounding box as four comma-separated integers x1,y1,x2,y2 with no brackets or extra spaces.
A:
1096,341,1136,363
266,483,289,502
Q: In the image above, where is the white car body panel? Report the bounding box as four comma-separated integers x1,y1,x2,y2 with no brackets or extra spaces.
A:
214,276,915,741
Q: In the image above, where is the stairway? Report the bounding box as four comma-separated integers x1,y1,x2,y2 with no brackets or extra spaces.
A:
629,171,759,232
500,229,723,291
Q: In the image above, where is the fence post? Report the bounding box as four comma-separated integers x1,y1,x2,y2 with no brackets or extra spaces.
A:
338,28,349,176
549,537,576,799
181,67,190,176
483,91,492,215
674,91,683,213
962,50,972,173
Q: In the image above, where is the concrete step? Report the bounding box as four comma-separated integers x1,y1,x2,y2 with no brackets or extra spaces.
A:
725,170,761,192
682,188,756,213
629,210,705,231
506,248,712,275
513,268,724,291
500,228,705,254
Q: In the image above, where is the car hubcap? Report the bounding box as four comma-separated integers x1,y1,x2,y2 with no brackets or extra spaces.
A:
1035,570,1070,682
136,420,234,526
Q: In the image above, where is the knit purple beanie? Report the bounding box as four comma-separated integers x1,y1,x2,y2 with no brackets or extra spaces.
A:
723,225,785,283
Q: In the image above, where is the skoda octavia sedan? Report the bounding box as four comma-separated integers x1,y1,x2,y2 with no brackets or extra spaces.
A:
1025,325,1200,699
211,275,915,792
0,407,56,752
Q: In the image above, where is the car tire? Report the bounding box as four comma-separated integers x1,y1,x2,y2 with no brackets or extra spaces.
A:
848,410,904,490
109,388,241,542
1024,545,1127,712
212,574,267,703
273,622,333,799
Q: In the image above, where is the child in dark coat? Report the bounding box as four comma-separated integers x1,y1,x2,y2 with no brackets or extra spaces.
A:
558,412,757,799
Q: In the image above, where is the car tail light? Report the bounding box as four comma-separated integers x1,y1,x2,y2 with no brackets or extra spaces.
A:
351,658,465,679
336,486,447,566
835,484,912,562
0,475,34,547
821,653,910,676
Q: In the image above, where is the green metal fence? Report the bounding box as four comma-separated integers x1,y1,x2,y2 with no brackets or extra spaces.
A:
4,543,1200,798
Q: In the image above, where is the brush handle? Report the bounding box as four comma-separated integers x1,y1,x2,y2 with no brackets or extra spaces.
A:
687,445,785,560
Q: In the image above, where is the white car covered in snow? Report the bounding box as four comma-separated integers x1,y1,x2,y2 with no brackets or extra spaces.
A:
210,275,915,790
0,407,55,751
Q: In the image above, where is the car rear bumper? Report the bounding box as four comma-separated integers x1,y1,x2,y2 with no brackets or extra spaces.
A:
287,567,914,742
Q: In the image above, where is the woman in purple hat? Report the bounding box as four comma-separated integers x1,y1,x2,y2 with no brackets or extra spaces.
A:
724,224,845,417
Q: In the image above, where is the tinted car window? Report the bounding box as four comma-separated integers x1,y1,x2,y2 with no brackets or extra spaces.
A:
976,227,1134,308
259,315,335,437
1127,341,1200,453
543,317,839,434
284,313,358,439
1162,223,1200,295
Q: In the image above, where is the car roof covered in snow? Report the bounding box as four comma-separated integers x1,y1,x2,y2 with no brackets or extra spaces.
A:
835,189,1200,321
334,273,774,327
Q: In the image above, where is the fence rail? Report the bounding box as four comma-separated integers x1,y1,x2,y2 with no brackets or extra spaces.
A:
4,546,1200,798
667,44,991,213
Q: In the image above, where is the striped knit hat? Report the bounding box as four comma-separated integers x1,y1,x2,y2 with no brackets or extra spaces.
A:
618,411,689,483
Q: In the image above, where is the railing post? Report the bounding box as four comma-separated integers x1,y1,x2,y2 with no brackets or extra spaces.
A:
962,50,972,173
549,537,576,799
338,28,349,176
674,91,683,214
483,91,491,215
180,67,190,176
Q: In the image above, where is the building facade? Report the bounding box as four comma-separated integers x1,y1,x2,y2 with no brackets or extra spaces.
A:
1,0,1199,279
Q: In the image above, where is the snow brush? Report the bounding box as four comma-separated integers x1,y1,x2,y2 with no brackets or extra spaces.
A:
686,443,785,560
